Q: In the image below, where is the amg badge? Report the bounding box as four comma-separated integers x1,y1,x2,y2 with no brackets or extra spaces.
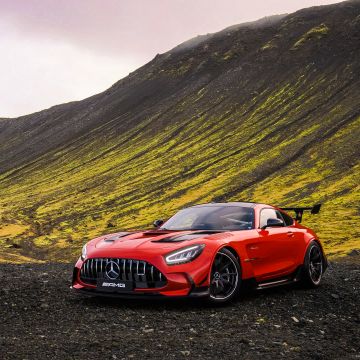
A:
96,279,134,292
102,282,125,288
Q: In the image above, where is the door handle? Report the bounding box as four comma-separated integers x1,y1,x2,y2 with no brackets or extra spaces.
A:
287,231,294,237
249,246,259,250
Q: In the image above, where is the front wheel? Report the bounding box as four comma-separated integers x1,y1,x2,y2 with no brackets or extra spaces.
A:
301,241,324,287
208,248,241,304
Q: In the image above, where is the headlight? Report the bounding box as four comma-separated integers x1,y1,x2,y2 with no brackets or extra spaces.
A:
81,244,87,260
164,244,205,265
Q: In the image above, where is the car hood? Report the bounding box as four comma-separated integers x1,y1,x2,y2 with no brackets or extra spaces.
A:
92,230,232,253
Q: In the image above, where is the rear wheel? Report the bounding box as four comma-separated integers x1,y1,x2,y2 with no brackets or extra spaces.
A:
302,241,324,287
208,248,241,304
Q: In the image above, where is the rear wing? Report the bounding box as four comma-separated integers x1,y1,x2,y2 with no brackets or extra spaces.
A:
279,204,321,223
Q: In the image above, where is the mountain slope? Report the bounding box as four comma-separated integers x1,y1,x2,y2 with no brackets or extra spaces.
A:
0,0,359,262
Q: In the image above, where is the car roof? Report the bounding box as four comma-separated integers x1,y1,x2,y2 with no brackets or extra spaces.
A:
189,202,261,208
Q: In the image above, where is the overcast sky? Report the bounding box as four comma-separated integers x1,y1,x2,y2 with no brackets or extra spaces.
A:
0,0,342,118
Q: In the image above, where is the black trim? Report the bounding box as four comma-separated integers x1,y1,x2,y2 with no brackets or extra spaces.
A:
256,265,304,289
70,286,209,299
72,268,78,284
71,286,165,299
280,204,321,223
185,273,195,294
188,286,210,297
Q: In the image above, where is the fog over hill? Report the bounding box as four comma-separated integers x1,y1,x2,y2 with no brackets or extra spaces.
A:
0,0,359,262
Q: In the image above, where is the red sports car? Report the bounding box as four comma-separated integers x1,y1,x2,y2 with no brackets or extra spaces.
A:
71,202,327,303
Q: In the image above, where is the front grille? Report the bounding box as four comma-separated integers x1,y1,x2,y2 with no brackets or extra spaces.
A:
80,258,167,288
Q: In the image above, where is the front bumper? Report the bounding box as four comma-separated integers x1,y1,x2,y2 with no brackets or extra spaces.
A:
71,256,211,298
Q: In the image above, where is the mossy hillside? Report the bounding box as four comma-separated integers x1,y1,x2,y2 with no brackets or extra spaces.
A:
1,66,359,261
0,1,359,261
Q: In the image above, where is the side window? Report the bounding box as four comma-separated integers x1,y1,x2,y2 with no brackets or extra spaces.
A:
259,208,279,228
279,211,294,226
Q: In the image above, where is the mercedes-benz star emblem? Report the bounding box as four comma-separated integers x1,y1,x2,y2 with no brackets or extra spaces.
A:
105,260,120,280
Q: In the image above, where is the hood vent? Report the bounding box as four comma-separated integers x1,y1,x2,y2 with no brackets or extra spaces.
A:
153,230,223,243
142,230,172,236
103,232,132,242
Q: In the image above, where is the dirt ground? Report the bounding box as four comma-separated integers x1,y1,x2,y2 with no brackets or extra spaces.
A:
0,257,359,359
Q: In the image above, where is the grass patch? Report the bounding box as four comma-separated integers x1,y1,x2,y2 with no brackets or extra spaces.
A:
292,23,330,49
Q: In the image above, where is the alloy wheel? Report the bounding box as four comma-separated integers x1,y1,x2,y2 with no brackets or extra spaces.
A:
210,251,239,300
308,245,323,285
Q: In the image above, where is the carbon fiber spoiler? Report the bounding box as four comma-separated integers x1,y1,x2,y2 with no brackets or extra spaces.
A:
280,204,321,223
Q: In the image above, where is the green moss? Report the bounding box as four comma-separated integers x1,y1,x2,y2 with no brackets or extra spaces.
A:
261,41,277,51
292,23,330,49
223,50,235,60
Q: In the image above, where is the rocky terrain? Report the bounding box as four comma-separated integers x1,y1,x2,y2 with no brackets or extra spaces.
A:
0,1,359,262
0,257,359,359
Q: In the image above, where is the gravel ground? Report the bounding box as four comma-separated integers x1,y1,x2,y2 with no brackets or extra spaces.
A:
0,258,359,360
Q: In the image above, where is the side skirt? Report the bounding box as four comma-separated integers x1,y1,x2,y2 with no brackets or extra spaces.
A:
242,265,304,291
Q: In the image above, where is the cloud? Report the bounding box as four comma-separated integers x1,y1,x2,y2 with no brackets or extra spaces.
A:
0,21,142,117
1,0,342,57
0,0,342,117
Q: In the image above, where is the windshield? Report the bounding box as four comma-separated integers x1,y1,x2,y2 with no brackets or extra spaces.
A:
160,206,254,231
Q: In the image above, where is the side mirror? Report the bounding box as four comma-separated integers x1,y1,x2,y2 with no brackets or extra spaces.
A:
153,219,164,228
262,218,284,229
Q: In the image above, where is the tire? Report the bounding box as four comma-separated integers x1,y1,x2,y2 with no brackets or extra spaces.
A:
208,248,241,304
301,241,324,288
